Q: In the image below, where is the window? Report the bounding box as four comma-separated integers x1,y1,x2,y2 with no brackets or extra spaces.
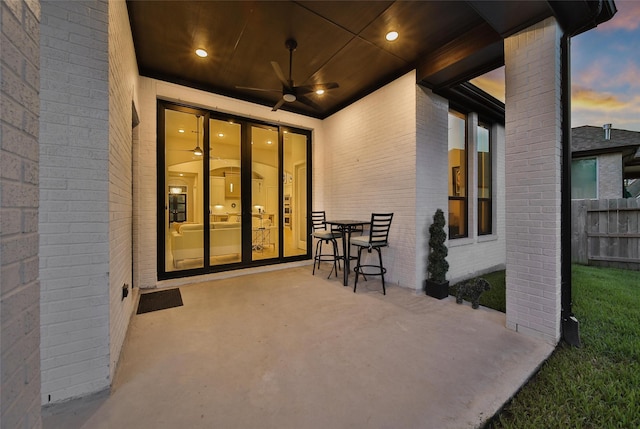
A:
477,123,492,235
448,110,467,238
571,158,597,199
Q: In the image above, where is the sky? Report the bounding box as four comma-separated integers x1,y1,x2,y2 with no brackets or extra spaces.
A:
471,0,640,132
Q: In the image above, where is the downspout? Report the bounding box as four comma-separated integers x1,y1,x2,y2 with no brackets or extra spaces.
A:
559,0,608,347
560,33,580,346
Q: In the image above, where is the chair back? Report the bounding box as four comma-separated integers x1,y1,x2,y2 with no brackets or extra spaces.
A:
311,211,327,232
367,213,393,246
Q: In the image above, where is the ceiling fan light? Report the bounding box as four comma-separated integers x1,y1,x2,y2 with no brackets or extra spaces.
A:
283,93,296,102
193,146,203,156
195,48,208,58
315,89,325,95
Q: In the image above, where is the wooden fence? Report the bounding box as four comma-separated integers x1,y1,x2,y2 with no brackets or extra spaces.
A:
572,198,640,270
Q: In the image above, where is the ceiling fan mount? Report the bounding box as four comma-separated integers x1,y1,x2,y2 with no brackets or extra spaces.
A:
236,38,339,112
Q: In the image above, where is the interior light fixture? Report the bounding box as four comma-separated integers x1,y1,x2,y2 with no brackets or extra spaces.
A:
193,114,203,156
195,48,208,58
178,129,185,133
267,140,272,145
218,133,224,137
283,93,296,102
315,89,325,95
386,31,399,42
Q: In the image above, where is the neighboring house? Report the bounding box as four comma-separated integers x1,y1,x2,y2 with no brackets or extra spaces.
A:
571,125,640,199
0,0,617,426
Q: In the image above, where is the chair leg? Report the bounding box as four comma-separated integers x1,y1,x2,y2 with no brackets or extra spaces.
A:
312,239,322,275
353,246,364,293
327,238,340,279
376,247,385,295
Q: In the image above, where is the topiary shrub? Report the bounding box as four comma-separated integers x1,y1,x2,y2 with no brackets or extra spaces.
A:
427,209,449,283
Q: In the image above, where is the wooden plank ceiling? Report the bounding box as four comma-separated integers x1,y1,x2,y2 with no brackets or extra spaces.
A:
126,0,614,119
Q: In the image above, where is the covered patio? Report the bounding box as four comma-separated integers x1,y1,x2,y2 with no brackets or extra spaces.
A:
43,267,552,429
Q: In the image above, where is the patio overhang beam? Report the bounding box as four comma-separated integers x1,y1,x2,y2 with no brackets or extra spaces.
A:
416,22,503,91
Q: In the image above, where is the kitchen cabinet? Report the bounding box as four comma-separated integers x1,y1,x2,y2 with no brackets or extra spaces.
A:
210,176,225,206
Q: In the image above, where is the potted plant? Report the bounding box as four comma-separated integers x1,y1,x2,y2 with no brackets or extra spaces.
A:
425,209,450,299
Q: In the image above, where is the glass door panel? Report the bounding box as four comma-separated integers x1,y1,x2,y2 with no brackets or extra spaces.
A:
165,109,204,271
251,126,279,261
284,131,307,257
209,118,242,265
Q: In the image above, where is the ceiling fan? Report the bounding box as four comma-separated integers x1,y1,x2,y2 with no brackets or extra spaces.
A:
236,39,339,112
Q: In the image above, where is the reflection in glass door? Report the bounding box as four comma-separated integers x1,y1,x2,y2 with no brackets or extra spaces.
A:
251,126,279,261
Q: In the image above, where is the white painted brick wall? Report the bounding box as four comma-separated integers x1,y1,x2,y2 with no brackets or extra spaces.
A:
416,86,449,289
323,72,417,289
108,0,139,382
598,153,622,199
504,17,563,344
39,0,111,404
1,1,43,426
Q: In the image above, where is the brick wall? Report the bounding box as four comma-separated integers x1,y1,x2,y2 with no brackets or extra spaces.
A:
323,72,417,288
416,85,449,288
1,0,43,426
39,0,111,403
504,17,563,344
108,0,139,381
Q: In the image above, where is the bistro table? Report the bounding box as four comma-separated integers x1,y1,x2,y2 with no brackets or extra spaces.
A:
325,219,370,286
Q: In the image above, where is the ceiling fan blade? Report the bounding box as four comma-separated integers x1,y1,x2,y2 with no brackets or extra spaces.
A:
296,95,322,111
271,98,286,112
295,82,339,95
235,85,282,93
271,61,291,88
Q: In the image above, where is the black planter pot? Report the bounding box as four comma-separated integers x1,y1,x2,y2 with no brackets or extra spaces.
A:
425,279,450,300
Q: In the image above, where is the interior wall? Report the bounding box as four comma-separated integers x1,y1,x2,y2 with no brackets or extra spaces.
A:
39,0,111,404
322,71,418,289
1,0,43,426
108,0,139,382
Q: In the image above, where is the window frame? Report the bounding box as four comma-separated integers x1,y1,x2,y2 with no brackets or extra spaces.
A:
477,121,492,236
448,109,468,239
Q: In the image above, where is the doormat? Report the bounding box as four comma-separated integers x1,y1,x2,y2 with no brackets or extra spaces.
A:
136,289,183,314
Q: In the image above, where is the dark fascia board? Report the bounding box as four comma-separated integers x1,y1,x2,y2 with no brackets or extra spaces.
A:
435,82,505,124
548,0,618,36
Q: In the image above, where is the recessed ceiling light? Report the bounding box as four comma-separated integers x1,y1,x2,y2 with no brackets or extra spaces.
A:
266,140,272,145
195,48,208,58
178,129,185,133
218,133,224,137
315,89,325,95
386,31,399,42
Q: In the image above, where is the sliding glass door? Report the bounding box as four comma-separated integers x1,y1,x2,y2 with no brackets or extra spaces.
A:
158,101,311,279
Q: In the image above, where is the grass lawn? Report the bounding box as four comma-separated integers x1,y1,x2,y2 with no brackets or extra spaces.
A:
480,264,640,428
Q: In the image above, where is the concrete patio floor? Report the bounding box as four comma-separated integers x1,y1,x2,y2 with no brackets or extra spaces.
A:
42,265,554,429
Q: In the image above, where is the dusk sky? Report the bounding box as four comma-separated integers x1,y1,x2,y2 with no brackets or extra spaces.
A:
471,0,640,132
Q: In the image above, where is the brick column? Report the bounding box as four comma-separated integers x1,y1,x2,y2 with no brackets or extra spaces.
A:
504,17,563,344
1,1,43,427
